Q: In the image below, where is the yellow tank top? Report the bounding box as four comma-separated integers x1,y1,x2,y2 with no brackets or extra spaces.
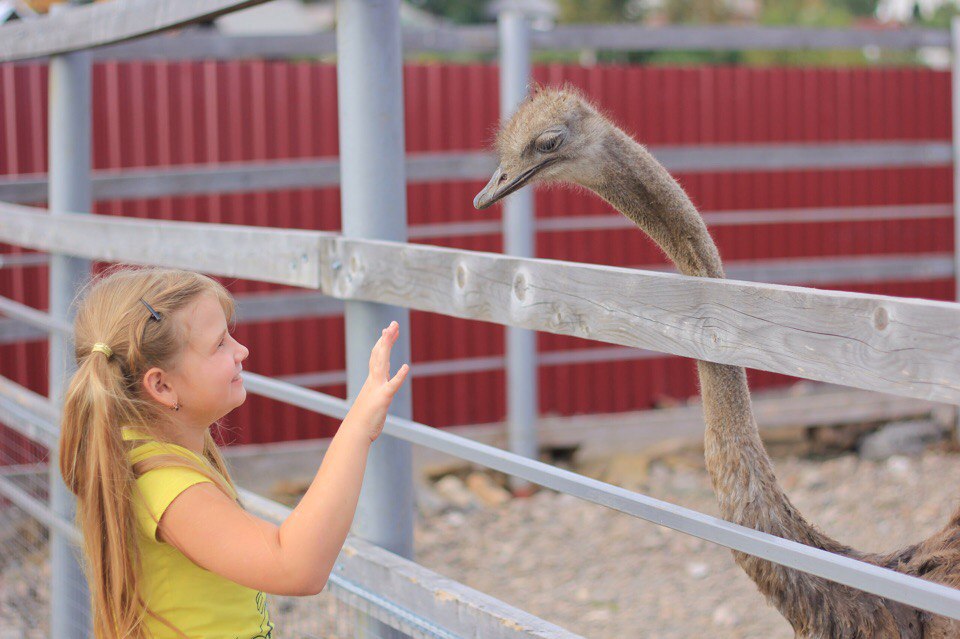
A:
123,428,274,639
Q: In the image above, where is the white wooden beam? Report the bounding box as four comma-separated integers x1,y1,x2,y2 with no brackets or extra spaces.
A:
4,204,960,404
0,0,274,62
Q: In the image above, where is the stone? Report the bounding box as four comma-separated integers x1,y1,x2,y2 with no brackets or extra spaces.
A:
433,474,479,510
465,472,511,507
858,420,945,460
712,604,740,627
685,562,709,579
415,482,449,518
885,455,912,476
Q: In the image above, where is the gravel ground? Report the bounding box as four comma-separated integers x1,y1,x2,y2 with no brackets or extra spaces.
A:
3,442,959,638
410,444,960,639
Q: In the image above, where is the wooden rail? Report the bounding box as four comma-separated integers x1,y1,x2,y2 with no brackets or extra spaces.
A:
3,203,960,404
0,144,948,204
0,0,273,62
85,25,952,61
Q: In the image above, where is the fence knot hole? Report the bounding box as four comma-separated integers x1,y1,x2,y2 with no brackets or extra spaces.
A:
874,306,889,331
513,273,527,301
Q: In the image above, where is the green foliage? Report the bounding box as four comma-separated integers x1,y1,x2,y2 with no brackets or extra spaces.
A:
914,0,960,28
407,0,492,24
399,0,940,67
555,0,635,22
662,0,735,24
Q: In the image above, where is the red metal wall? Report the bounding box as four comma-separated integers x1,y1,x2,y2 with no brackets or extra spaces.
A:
0,62,952,449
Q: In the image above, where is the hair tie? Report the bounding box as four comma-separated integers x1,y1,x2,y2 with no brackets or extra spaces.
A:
91,343,113,359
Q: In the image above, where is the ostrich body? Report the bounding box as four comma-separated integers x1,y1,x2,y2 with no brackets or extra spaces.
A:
474,87,960,638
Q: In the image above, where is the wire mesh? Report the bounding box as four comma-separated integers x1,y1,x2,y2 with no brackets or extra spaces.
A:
269,590,382,639
0,418,446,639
0,422,57,638
0,500,48,639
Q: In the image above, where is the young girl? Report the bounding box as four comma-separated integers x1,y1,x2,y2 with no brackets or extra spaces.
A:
59,265,409,639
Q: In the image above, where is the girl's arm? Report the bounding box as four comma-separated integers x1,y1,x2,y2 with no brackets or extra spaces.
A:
156,322,409,596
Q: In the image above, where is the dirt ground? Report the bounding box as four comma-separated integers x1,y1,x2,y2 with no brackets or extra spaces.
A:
2,429,957,638
407,436,960,638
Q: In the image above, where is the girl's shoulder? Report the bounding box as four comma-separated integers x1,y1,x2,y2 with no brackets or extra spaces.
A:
122,427,207,466
122,427,224,542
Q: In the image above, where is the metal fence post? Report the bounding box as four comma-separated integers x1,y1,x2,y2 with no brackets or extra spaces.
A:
499,7,539,493
952,17,960,441
48,24,93,638
336,1,413,637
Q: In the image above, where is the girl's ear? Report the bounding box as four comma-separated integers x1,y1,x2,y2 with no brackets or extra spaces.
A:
142,367,177,410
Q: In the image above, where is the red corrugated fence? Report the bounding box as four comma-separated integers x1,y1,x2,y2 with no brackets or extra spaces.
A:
0,62,952,449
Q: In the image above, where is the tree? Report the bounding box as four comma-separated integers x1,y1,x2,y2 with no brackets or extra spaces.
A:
407,0,491,24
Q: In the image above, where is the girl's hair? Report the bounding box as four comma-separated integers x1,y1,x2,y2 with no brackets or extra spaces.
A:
59,266,240,639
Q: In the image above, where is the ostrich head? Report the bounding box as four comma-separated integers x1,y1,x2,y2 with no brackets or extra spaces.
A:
473,86,611,210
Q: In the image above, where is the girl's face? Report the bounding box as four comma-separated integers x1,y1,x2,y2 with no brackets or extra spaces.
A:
168,293,249,426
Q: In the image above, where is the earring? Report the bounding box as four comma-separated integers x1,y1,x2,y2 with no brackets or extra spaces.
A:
172,402,180,412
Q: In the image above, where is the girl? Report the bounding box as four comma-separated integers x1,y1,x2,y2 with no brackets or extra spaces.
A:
59,266,409,639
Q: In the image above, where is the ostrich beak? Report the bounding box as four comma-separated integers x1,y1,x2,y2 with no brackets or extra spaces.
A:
473,162,550,210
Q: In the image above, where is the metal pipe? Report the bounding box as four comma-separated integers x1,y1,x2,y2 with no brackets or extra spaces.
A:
336,1,413,636
5,348,960,622
47,28,92,637
236,371,960,622
952,17,960,440
499,7,538,493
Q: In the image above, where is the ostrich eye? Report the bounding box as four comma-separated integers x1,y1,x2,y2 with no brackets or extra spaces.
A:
535,130,565,154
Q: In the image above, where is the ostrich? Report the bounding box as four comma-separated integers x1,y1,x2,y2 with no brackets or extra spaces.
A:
473,86,960,638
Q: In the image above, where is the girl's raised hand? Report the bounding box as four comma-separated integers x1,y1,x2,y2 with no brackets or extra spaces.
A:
350,321,410,443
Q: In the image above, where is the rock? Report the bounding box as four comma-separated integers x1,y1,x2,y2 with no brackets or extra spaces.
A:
859,420,945,460
442,511,466,527
885,455,912,476
465,472,511,507
685,562,709,579
583,607,613,622
415,482,449,518
712,604,740,627
433,474,479,510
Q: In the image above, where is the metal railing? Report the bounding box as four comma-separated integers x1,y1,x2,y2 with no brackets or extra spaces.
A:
2,1,960,637
3,203,960,617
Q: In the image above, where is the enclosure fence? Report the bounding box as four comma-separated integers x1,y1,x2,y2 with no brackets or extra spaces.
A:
2,0,960,637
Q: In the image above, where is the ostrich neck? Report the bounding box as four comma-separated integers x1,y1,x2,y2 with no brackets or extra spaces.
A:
594,132,792,529
557,118,921,638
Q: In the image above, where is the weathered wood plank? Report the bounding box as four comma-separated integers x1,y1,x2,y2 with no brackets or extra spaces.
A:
95,30,340,61
326,237,960,404
0,290,345,344
537,204,954,233
90,25,949,61
0,203,325,288
534,25,950,51
4,204,960,403
0,0,273,62
653,142,951,172
0,144,947,203
0,152,493,202
94,26,499,60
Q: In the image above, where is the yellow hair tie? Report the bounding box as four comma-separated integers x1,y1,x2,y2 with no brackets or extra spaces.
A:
91,343,113,359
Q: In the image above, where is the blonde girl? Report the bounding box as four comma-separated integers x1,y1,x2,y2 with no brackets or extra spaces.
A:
59,266,409,638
